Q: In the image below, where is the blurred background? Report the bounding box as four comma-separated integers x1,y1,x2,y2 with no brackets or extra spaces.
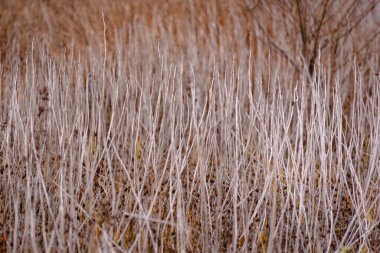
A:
1,0,379,82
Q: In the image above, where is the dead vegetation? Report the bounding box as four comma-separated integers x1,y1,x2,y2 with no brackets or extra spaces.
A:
0,0,380,252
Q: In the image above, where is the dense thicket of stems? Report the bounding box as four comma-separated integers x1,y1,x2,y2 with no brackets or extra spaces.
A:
0,44,379,252
0,1,379,252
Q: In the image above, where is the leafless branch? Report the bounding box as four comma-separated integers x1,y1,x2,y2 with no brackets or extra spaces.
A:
254,16,300,71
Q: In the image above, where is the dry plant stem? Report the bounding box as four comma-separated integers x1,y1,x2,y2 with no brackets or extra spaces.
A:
2,46,379,252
